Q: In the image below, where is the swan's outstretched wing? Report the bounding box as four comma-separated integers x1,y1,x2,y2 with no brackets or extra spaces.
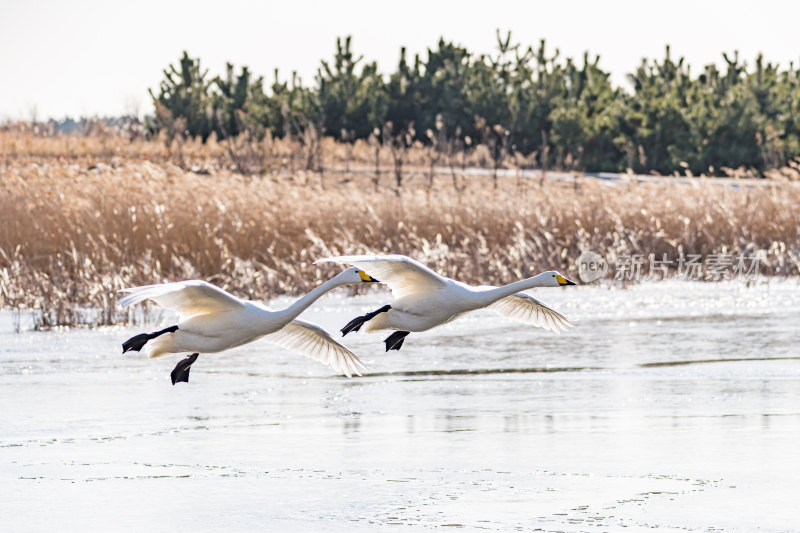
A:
118,280,245,318
488,292,573,333
264,320,366,378
317,254,448,299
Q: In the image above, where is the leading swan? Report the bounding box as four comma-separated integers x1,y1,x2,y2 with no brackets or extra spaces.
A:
317,254,576,351
119,267,378,384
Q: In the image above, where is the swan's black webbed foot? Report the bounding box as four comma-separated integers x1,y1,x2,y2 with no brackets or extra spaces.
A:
122,333,152,353
122,325,178,354
341,305,391,336
170,353,199,385
384,331,410,351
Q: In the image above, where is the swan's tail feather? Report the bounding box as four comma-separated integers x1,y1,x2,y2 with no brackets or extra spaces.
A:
144,334,178,359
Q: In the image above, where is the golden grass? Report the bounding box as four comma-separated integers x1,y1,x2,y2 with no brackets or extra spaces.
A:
2,128,799,328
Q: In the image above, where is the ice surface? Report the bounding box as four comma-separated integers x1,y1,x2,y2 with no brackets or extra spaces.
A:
2,279,799,531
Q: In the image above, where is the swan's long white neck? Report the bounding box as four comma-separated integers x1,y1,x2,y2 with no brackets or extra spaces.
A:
471,273,551,307
276,273,351,324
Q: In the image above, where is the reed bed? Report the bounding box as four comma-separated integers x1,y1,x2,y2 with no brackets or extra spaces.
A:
2,129,800,328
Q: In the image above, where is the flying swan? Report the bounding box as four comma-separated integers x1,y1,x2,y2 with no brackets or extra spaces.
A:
316,254,576,351
118,267,379,384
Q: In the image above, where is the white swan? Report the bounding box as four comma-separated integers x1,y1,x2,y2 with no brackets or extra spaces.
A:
118,267,379,384
316,254,576,351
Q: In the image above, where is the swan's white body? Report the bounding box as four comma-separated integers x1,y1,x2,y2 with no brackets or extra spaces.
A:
317,255,574,334
118,268,372,377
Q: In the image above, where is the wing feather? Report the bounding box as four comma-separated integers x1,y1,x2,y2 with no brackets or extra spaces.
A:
488,292,573,333
264,320,366,378
118,280,245,319
316,254,448,299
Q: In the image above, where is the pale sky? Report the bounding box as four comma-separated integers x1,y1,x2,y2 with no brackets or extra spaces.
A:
1,0,798,120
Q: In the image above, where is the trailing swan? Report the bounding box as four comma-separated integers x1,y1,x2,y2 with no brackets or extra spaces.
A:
119,267,378,384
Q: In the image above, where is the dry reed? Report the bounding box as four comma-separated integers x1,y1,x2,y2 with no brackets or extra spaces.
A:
2,128,799,328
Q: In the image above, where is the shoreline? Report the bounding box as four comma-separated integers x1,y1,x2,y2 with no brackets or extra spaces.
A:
2,133,799,328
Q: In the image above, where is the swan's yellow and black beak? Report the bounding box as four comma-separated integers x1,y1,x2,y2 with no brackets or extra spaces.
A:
556,274,577,286
357,270,380,283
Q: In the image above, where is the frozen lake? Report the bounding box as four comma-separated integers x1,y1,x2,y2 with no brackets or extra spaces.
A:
2,280,800,532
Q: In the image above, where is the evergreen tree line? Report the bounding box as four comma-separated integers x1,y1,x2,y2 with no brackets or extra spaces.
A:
148,33,800,175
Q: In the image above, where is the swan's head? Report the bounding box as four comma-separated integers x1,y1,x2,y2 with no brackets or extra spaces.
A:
339,266,380,284
541,271,577,287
